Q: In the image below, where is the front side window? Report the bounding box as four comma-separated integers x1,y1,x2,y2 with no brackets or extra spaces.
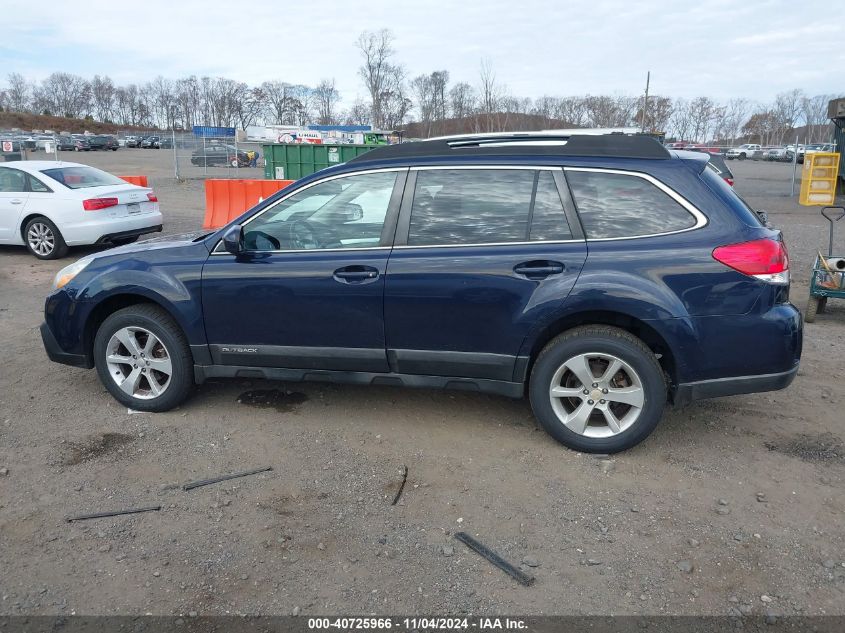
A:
242,171,398,252
0,168,27,193
566,170,697,239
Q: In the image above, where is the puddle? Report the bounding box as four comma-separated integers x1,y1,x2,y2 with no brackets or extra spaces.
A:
237,389,308,412
63,432,135,466
765,433,845,464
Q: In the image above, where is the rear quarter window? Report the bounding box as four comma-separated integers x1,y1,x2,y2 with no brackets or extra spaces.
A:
566,170,698,239
699,168,762,227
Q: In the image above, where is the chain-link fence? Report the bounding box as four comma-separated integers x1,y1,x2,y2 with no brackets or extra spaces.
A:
115,130,265,181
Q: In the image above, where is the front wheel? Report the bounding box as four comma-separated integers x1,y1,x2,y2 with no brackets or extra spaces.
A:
94,305,194,411
738,153,746,160
529,325,667,453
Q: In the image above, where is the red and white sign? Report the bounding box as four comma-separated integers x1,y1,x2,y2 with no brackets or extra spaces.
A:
1,141,13,152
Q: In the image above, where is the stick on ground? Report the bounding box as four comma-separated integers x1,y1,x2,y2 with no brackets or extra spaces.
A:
454,531,535,586
181,466,273,491
66,505,161,522
391,465,408,505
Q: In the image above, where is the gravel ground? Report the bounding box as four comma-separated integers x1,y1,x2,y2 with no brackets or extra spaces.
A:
0,151,844,617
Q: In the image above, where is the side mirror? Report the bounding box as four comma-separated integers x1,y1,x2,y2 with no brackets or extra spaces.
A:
222,224,243,254
342,203,364,222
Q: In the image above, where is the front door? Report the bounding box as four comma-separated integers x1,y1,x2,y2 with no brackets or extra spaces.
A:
0,166,29,243
384,166,588,382
201,168,406,371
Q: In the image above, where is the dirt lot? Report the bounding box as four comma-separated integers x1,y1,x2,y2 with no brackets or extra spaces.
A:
1,151,844,617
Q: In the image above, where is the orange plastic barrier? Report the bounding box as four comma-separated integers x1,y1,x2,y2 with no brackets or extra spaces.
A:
120,175,149,187
203,179,294,229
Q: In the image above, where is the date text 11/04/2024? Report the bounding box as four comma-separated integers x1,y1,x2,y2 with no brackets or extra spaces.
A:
307,618,527,630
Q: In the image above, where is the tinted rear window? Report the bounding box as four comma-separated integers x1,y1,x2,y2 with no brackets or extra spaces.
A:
566,170,697,239
41,166,126,189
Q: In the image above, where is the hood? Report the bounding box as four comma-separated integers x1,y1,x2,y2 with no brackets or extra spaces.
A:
100,230,215,257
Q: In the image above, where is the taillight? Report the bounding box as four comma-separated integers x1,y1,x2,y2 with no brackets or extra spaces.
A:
712,238,789,284
724,177,734,186
82,197,119,211
147,192,158,202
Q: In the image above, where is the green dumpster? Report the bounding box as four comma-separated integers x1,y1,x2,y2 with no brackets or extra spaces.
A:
262,143,380,180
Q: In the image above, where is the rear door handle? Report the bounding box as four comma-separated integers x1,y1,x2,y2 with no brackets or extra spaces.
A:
10,199,23,205
513,261,565,279
333,265,380,284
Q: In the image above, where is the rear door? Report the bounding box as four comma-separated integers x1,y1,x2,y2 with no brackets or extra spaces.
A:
0,166,29,243
383,166,588,382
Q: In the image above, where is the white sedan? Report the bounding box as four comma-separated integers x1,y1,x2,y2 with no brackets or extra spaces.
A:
0,161,163,259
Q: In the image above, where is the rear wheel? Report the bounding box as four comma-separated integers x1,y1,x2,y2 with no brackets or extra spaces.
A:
94,305,193,411
529,326,667,453
24,216,68,260
738,153,747,160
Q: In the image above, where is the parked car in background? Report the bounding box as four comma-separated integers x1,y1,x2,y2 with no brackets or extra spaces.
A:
684,143,722,154
35,135,56,151
41,133,801,454
55,136,77,151
800,143,835,163
72,137,91,152
762,147,788,161
125,136,142,148
190,143,250,167
726,144,761,160
681,147,735,186
88,135,119,151
158,136,173,149
140,136,160,149
0,161,162,259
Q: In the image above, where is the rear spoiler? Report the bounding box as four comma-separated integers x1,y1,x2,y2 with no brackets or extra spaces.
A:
671,149,711,173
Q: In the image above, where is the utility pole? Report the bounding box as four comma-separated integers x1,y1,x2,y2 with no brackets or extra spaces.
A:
640,71,650,132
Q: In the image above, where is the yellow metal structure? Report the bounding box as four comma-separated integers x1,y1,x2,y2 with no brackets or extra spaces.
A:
799,152,840,206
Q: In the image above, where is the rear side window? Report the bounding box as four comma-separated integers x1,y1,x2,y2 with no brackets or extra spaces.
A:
40,166,126,189
566,170,697,239
700,166,762,227
408,169,573,246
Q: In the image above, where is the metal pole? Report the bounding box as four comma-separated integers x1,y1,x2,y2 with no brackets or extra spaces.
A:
203,135,207,176
172,127,179,180
640,71,650,133
790,134,799,196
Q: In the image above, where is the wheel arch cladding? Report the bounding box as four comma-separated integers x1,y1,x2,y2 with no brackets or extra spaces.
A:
83,293,194,363
520,310,683,392
20,213,55,241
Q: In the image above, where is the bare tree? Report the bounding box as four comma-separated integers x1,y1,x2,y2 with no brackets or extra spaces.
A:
802,94,835,143
449,82,476,120
478,58,503,131
90,75,115,122
313,79,340,125
773,89,804,143
356,29,400,129
6,72,31,112
635,95,673,133
34,72,91,118
344,98,371,126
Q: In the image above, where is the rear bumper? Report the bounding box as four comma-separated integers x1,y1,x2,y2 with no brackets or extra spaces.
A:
673,362,799,407
95,224,162,245
40,322,92,368
63,211,163,245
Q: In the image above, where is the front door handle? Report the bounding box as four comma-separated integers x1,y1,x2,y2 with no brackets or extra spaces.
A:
513,260,565,280
333,265,380,284
10,199,23,205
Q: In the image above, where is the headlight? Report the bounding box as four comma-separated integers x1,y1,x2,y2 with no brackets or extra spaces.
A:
53,257,92,290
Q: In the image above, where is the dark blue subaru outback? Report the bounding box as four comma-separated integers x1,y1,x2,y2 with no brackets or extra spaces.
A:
41,134,802,453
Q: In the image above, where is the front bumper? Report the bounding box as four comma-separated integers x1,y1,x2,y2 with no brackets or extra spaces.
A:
40,321,92,368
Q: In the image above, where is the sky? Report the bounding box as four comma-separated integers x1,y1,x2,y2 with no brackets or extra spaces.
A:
2,0,844,106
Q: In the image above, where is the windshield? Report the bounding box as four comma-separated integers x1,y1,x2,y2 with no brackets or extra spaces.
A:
41,166,127,189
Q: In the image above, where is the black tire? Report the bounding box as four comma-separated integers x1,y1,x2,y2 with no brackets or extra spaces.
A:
738,153,746,161
93,304,194,412
818,297,828,314
23,216,68,260
529,325,667,453
805,296,819,323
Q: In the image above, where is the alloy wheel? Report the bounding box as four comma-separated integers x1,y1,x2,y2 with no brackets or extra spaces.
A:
548,352,645,438
105,326,172,399
27,222,55,256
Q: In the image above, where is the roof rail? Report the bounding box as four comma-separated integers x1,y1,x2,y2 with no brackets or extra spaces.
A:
348,132,670,163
